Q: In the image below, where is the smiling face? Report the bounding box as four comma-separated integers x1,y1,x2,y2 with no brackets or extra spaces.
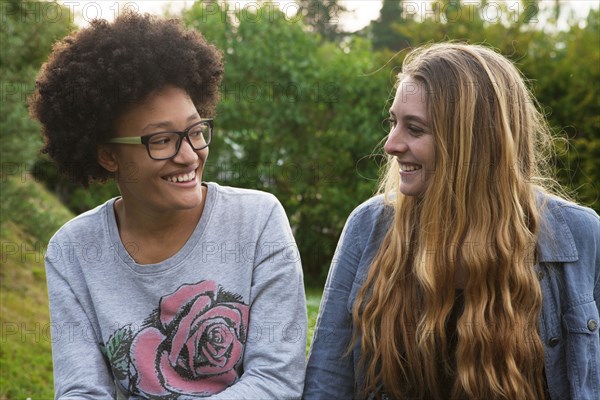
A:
100,86,208,213
384,77,435,197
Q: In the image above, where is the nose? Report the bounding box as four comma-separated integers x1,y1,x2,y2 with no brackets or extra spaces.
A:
172,137,199,164
384,127,408,155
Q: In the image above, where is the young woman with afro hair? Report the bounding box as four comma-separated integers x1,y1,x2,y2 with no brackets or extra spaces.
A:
30,12,306,399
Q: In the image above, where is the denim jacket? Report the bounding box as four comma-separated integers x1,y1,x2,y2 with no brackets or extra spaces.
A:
304,194,600,399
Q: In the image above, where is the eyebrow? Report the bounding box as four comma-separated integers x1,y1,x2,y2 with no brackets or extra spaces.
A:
142,113,200,132
389,110,429,126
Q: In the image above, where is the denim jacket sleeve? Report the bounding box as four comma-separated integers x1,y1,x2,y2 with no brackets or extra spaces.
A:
304,197,392,399
303,205,362,399
537,197,600,400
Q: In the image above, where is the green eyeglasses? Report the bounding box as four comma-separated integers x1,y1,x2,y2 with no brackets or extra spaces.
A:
107,119,213,160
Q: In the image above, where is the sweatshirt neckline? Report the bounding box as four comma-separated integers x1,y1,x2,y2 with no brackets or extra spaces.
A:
105,182,218,275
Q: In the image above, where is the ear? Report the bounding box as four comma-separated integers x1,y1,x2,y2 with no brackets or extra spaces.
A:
97,145,119,173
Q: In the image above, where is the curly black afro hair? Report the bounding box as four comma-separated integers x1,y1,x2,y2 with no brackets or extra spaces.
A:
29,12,224,186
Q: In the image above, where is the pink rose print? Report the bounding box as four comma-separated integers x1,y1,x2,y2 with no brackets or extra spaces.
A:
123,281,249,397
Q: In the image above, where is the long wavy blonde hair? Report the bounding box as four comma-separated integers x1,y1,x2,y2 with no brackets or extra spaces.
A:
353,43,557,399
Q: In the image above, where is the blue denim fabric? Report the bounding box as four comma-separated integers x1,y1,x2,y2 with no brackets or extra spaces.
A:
304,194,600,400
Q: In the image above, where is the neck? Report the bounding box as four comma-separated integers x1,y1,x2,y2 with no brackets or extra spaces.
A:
114,186,207,240
113,185,208,265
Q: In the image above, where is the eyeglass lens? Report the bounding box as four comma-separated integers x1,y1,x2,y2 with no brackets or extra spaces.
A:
148,123,210,159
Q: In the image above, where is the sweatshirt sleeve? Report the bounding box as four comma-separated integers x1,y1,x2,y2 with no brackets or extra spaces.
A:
303,208,362,399
211,199,307,399
45,255,115,399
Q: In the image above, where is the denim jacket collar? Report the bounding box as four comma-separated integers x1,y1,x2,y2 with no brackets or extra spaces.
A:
537,197,579,263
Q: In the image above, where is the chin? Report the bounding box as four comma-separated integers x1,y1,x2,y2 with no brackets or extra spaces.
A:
179,197,203,210
400,187,422,197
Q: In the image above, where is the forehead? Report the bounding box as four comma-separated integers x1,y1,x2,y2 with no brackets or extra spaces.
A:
390,77,427,116
136,86,195,114
114,86,198,132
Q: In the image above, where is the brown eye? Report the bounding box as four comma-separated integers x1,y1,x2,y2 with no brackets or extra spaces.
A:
148,134,173,145
407,125,424,136
189,125,208,138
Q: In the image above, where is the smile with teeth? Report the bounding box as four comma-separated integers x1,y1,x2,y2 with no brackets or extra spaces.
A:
164,170,196,183
400,164,422,172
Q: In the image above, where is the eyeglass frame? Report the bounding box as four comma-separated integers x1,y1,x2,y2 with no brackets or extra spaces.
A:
106,119,213,160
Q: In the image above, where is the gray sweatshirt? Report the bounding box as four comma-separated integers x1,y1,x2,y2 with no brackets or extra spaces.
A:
45,182,307,399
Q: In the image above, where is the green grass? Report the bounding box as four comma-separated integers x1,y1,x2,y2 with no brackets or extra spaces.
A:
306,286,323,354
1,175,74,399
0,175,324,398
0,226,55,399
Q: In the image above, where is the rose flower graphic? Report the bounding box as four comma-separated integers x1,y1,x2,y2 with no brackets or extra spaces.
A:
101,280,249,397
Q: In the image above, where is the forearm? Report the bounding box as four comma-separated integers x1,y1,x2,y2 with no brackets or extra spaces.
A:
46,258,115,398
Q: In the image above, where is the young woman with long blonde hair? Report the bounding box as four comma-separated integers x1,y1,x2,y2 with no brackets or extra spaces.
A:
304,43,599,400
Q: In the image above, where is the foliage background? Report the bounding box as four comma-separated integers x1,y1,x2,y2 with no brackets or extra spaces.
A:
1,0,598,396
183,0,600,283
